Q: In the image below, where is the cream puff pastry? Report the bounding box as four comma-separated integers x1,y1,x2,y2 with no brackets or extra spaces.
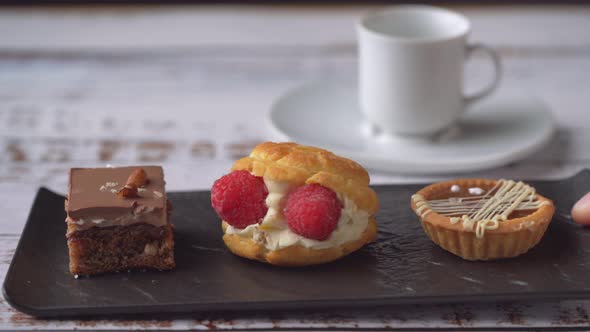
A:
211,142,379,266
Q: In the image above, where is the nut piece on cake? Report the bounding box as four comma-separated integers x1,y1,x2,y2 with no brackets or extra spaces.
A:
65,166,175,276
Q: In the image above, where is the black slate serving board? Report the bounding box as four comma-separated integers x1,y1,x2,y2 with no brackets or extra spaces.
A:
4,170,590,317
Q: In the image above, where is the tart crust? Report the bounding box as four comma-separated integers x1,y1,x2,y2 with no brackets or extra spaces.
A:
411,178,555,261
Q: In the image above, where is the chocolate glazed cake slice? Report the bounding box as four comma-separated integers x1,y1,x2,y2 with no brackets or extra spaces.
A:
65,166,175,276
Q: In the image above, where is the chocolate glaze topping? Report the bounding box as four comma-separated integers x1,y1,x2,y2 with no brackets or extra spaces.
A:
66,166,167,220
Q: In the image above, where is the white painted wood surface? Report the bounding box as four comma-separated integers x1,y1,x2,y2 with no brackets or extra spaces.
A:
1,4,590,330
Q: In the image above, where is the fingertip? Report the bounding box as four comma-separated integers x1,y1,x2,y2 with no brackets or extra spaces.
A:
572,192,590,225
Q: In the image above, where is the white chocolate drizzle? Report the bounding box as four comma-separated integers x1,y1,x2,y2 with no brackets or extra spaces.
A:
412,180,550,238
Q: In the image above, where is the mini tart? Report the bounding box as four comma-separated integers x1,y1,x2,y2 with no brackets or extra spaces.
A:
411,179,555,261
223,142,379,266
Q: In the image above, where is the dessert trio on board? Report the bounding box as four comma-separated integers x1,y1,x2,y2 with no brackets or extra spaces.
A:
64,141,555,275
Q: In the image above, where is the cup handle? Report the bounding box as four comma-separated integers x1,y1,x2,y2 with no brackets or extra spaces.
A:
463,43,502,109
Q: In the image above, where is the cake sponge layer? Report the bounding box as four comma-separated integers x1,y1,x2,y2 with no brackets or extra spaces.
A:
68,223,175,275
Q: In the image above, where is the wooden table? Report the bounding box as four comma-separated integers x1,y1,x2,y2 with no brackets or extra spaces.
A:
1,4,590,330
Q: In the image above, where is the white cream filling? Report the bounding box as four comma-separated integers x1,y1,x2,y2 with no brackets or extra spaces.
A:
225,178,370,251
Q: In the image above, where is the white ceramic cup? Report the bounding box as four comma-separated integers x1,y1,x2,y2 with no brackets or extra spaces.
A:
357,5,501,137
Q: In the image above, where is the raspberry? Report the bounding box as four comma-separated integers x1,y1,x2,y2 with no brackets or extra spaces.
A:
211,170,269,229
284,184,342,241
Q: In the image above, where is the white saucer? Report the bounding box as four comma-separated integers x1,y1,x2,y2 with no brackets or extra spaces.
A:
268,82,555,174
